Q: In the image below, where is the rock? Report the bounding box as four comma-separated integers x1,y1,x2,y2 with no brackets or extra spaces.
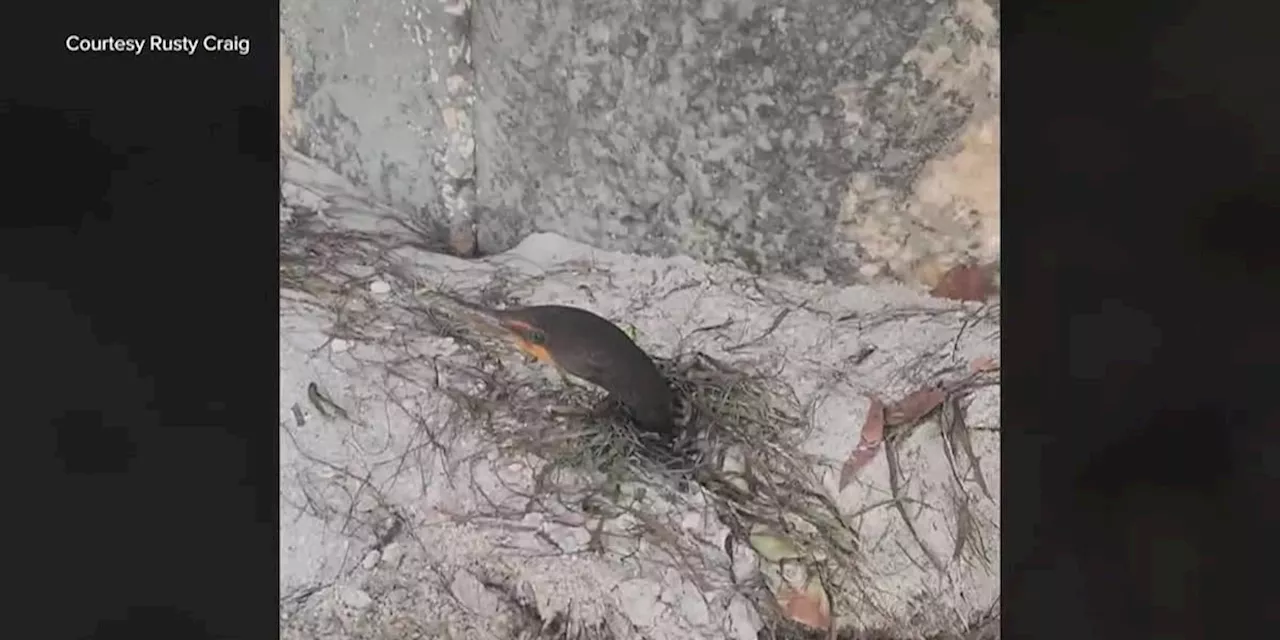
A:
450,570,501,617
337,586,373,610
280,0,999,286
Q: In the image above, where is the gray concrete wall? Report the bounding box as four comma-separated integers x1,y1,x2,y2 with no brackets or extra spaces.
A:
281,0,999,285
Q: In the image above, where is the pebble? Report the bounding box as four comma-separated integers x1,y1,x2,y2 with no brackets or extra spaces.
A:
369,280,391,295
337,586,373,610
520,512,545,530
331,339,350,353
381,542,404,566
451,571,501,616
361,549,381,569
681,511,704,531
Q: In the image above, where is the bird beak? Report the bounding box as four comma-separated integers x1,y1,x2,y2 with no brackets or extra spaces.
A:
425,293,556,366
452,305,514,340
452,306,546,363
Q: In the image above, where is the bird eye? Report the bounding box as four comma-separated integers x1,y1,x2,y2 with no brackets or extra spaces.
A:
527,330,547,345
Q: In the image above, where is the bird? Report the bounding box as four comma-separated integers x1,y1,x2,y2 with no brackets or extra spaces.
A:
441,295,678,444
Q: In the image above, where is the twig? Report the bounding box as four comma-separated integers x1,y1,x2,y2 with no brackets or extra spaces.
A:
726,308,792,352
885,439,946,575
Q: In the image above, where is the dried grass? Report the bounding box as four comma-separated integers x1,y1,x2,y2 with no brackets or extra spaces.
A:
279,209,997,640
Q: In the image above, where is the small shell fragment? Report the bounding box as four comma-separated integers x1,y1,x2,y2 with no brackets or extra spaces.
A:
748,531,805,563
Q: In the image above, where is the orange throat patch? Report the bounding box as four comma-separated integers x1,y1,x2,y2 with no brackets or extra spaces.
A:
513,338,553,366
500,319,554,366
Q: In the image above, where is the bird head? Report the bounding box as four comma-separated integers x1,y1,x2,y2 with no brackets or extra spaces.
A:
492,315,554,366
448,301,559,367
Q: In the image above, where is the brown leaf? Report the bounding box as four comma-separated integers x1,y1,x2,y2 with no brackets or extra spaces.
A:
858,395,887,443
969,356,1000,373
838,442,882,490
839,396,886,489
930,262,996,301
776,577,831,630
885,387,946,427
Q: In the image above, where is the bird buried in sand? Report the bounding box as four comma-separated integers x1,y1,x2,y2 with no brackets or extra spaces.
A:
443,296,679,444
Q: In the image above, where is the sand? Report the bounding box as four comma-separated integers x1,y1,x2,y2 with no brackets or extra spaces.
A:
279,153,1000,639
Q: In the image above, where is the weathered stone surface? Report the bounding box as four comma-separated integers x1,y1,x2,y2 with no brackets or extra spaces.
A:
280,0,475,231
280,141,1001,640
281,0,999,284
472,0,998,280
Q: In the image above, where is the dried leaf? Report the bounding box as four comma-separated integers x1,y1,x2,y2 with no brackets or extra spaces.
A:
951,489,973,562
969,356,1000,373
776,575,831,630
858,395,887,443
838,442,880,490
839,397,886,489
930,262,996,301
885,387,946,427
748,532,805,563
